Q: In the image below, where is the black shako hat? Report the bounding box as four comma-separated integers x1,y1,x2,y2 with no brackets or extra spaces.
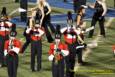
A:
10,31,17,37
55,25,61,39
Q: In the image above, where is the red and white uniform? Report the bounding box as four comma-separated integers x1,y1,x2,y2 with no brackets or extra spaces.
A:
112,45,115,54
26,27,44,41
61,26,80,44
4,39,22,56
0,21,15,36
48,42,69,61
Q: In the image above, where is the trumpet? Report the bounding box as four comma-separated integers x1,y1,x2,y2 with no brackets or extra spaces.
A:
54,41,61,64
7,39,15,56
8,39,14,50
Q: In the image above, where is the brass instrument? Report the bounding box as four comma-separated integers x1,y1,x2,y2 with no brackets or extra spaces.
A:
8,39,14,51
54,41,61,64
7,39,15,56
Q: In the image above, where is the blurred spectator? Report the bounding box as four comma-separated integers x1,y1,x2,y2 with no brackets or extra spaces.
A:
73,0,86,13
64,0,67,2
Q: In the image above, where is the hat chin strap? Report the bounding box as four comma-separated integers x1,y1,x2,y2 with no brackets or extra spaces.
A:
10,37,15,40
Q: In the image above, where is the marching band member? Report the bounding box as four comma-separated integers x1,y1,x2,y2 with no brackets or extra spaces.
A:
41,0,55,43
75,27,86,65
76,5,87,28
30,0,45,27
48,25,69,77
26,22,44,72
0,15,16,67
31,0,55,43
75,25,94,65
21,17,33,53
88,0,107,38
22,2,44,53
75,5,88,65
4,31,21,77
112,45,115,56
61,11,86,77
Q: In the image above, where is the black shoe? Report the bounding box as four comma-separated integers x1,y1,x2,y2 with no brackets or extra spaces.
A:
47,36,54,43
37,66,41,71
78,61,86,65
103,35,106,38
48,39,54,43
2,64,6,67
0,63,6,68
37,69,41,71
32,69,35,72
88,36,93,38
0,64,2,68
113,54,115,57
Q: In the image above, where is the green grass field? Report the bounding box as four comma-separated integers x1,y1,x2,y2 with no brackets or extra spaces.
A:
0,0,115,77
74,19,115,77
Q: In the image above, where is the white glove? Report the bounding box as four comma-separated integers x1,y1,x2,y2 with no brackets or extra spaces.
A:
81,5,88,9
85,26,94,32
48,55,54,61
76,46,84,49
61,50,69,56
4,50,8,56
26,28,31,33
114,50,115,54
12,47,20,54
35,34,39,36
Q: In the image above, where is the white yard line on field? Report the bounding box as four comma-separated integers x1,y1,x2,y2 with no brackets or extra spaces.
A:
9,8,18,16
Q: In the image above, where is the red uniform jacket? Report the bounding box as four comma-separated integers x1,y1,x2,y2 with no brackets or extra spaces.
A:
26,27,44,41
4,39,22,56
49,42,69,61
112,45,115,51
0,21,15,36
61,27,79,44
